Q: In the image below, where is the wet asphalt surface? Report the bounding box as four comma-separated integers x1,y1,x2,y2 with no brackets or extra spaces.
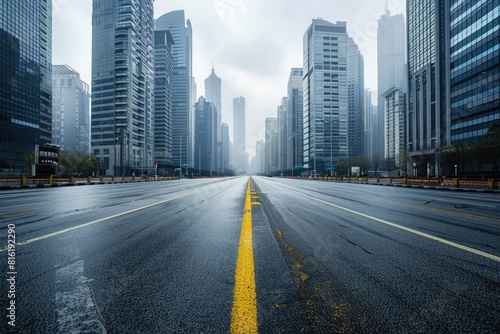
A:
1,176,499,333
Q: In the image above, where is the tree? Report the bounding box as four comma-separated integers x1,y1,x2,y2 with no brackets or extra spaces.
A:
59,152,100,176
479,121,500,172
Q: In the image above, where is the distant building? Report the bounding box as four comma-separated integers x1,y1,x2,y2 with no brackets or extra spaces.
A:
347,37,365,159
153,29,175,165
265,117,278,175
156,10,194,170
204,66,222,172
0,1,52,171
277,97,288,172
232,96,247,173
377,10,406,162
364,89,375,158
287,68,304,172
221,122,231,173
382,88,406,171
194,96,217,175
91,0,155,175
52,65,90,153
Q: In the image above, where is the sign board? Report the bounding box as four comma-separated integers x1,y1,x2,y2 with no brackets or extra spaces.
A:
35,144,60,176
351,166,360,176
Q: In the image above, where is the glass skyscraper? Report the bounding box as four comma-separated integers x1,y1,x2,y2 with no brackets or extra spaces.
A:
287,68,304,171
408,0,499,175
91,0,155,176
449,0,499,142
156,10,194,171
0,1,52,172
303,19,363,175
153,29,174,165
52,65,91,154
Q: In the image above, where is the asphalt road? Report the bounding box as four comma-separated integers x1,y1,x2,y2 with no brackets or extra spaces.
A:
0,176,499,333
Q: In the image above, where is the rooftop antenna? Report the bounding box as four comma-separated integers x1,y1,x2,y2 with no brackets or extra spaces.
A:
212,61,214,72
385,0,389,15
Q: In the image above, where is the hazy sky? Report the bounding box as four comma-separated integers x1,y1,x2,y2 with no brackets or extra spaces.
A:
52,0,406,158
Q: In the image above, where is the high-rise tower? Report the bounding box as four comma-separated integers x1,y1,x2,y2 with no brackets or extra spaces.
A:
303,19,364,175
91,0,155,176
156,10,194,171
0,0,52,171
232,96,247,173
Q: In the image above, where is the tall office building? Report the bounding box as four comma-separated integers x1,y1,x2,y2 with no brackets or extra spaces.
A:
204,65,222,141
303,19,363,175
377,10,406,163
449,0,499,144
156,11,194,171
204,65,222,173
277,97,288,171
91,0,155,176
407,0,446,176
364,89,375,159
347,37,365,159
52,65,90,153
382,88,406,169
221,122,230,173
0,0,52,171
153,29,175,165
232,96,247,173
287,68,304,171
194,96,217,175
265,117,278,175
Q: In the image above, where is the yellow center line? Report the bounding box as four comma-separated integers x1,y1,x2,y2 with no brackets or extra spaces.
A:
230,177,258,333
0,191,197,252
290,189,500,262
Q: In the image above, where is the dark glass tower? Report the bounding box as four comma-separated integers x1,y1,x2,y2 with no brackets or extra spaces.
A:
0,1,52,172
91,0,155,176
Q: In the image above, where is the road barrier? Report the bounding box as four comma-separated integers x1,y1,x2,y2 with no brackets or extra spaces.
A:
304,176,500,191
0,175,180,188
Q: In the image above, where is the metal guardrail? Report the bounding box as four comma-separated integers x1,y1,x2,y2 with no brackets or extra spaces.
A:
304,176,500,191
0,175,180,187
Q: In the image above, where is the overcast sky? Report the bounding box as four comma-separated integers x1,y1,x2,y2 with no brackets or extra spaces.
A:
52,0,406,158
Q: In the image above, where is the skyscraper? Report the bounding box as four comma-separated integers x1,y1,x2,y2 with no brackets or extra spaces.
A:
277,97,288,172
52,65,90,153
377,10,406,163
194,96,217,175
347,37,365,159
204,65,222,141
153,29,175,165
232,96,247,173
221,122,230,174
265,117,278,175
156,10,194,171
91,0,155,176
0,0,52,171
287,68,304,172
303,19,363,175
448,0,499,144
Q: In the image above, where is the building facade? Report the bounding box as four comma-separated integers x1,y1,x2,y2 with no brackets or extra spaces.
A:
347,37,365,160
52,65,90,153
156,10,194,172
232,96,247,173
277,96,288,172
265,117,278,175
91,0,155,176
382,87,406,172
194,96,217,175
303,19,363,175
449,0,499,144
0,0,52,172
377,11,406,161
287,68,304,172
204,66,222,173
153,29,174,165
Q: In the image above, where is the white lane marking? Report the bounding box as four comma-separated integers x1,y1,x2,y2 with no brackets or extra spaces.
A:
55,260,106,333
0,191,197,252
286,187,500,262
